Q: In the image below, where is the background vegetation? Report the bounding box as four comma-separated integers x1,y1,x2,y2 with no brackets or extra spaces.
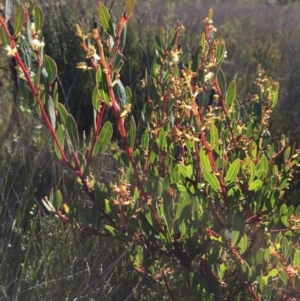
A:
1,0,300,300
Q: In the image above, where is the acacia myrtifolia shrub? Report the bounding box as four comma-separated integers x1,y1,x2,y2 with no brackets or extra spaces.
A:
2,1,300,300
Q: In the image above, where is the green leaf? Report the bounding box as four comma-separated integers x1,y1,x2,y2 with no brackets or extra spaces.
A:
66,114,79,152
280,204,289,227
112,53,124,74
249,141,258,160
269,189,279,208
105,225,130,243
155,27,165,55
57,103,68,126
226,80,236,110
96,67,102,84
104,199,119,221
170,163,180,183
203,168,220,192
199,149,211,172
284,146,291,162
94,182,108,208
209,121,218,149
216,44,225,71
294,250,300,267
281,237,290,258
218,263,227,281
128,116,136,148
125,0,135,17
232,212,245,246
119,22,127,52
248,179,262,191
225,159,240,184
44,55,57,83
125,86,132,104
141,132,149,151
55,189,63,208
161,191,174,233
169,183,187,192
238,233,248,255
33,4,44,32
248,101,262,125
175,192,190,219
208,243,223,265
92,121,113,157
53,81,59,108
270,83,279,108
246,157,256,184
0,24,10,45
199,32,205,48
26,14,35,45
168,27,178,52
216,68,226,96
260,154,269,174
47,96,56,129
178,164,192,178
54,125,65,160
98,70,110,106
92,86,100,111
113,79,126,108
14,5,25,35
139,212,159,240
278,269,288,285
241,261,252,278
98,2,115,37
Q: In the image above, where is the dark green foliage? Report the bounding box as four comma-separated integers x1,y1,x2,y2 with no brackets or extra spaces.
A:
2,0,300,300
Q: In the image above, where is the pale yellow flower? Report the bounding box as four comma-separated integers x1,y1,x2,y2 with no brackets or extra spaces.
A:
32,39,45,51
5,45,17,57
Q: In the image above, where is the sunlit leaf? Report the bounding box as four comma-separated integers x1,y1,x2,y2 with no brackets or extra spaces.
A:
203,168,220,192
98,2,115,37
14,4,25,35
199,149,211,172
92,121,113,157
125,0,135,17
209,121,218,149
225,159,240,184
280,204,289,227
105,225,130,243
226,80,236,110
248,179,262,191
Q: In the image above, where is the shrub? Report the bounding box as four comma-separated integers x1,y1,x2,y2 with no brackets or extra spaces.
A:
1,1,300,300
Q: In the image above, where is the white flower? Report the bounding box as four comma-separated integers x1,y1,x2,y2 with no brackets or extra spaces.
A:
205,71,215,83
4,45,17,57
93,53,100,62
18,67,35,80
32,39,45,50
224,228,234,240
